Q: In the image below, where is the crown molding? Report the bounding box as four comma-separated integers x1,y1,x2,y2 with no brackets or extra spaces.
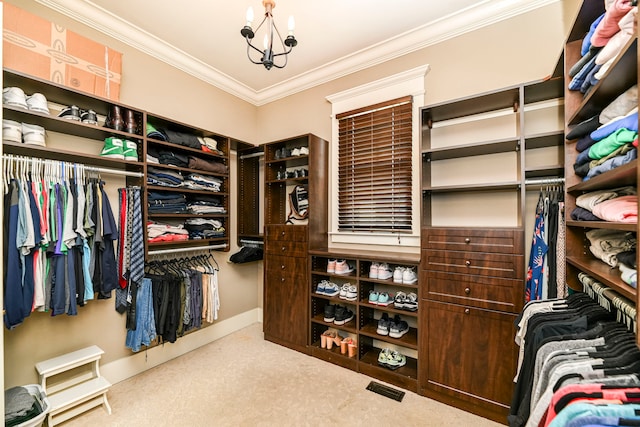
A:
35,0,559,106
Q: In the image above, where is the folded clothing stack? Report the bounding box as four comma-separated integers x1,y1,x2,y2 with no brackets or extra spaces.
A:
187,194,226,214
184,173,222,192
184,218,225,239
147,191,187,214
147,220,189,243
147,167,184,188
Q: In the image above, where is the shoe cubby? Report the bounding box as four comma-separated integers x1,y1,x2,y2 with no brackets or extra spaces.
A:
309,322,358,370
309,250,420,393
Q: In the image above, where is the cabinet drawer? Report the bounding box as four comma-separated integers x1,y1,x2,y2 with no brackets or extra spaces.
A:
265,240,308,256
422,270,522,313
422,250,523,279
265,225,308,242
421,227,522,254
265,255,307,280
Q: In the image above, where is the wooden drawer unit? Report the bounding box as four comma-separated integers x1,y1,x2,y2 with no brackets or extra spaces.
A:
265,224,308,242
422,227,522,254
422,249,523,279
421,270,522,313
265,255,307,281
265,240,309,257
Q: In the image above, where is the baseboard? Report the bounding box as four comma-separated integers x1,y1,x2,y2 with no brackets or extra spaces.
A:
101,308,263,384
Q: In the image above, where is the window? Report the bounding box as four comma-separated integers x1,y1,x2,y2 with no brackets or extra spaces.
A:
337,96,413,232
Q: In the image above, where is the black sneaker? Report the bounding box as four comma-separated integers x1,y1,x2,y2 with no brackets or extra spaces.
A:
323,304,336,322
334,305,354,326
388,315,409,339
80,109,98,125
58,105,80,121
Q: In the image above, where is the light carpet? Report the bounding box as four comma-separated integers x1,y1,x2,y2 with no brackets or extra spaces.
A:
63,323,503,426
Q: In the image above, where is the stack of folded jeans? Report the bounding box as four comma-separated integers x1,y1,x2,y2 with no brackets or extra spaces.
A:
187,194,225,214
147,167,184,187
184,173,222,192
147,191,187,214
184,218,225,239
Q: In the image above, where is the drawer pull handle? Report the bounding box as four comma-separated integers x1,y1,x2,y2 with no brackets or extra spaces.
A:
464,308,470,314
281,277,285,282
281,265,285,270
464,287,471,295
465,260,471,266
465,238,471,244
282,246,286,252
281,231,285,237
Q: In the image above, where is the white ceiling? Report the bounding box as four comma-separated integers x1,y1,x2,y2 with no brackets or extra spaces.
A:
35,0,559,105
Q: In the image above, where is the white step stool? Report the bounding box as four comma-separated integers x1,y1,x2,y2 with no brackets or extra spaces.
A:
35,345,111,426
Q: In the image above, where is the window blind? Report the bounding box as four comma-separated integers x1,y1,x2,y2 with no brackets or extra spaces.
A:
337,96,413,232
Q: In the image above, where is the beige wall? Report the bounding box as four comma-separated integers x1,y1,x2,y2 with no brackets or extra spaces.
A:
3,0,579,388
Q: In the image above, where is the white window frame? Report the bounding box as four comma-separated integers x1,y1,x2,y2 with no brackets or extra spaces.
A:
326,65,429,250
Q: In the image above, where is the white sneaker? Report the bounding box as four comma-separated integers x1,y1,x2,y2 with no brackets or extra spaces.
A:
393,266,405,283
344,284,358,301
3,87,28,109
291,147,301,156
299,146,309,155
25,93,50,114
123,140,139,161
402,267,417,284
377,263,393,280
334,260,354,275
21,123,46,146
3,119,22,143
369,262,379,279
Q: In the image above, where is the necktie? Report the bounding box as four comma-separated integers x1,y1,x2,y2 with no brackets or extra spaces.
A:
129,187,145,284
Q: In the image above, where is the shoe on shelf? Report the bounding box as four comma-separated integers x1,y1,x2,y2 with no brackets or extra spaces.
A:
334,260,354,275
385,350,407,370
339,284,350,299
322,329,337,349
323,304,336,323
25,93,50,114
389,315,409,339
21,123,46,146
123,140,139,161
3,119,22,143
394,291,407,309
316,280,328,295
376,313,390,336
402,267,418,284
393,266,405,283
105,104,124,131
100,137,125,160
344,285,358,301
340,336,353,355
377,292,394,307
368,290,379,305
81,109,98,125
326,259,336,274
348,339,358,358
334,305,354,326
377,263,393,280
3,87,28,109
299,146,309,155
369,262,379,279
124,109,139,134
378,347,392,367
58,105,81,121
323,281,340,297
291,147,301,156
403,292,418,312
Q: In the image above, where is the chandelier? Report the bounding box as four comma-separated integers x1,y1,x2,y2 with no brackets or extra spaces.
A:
240,0,297,70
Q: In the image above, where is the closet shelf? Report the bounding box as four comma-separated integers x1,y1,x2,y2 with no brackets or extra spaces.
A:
359,349,418,381
524,131,564,150
2,141,144,171
147,238,228,249
147,163,228,179
146,185,228,196
359,324,418,350
148,213,228,219
566,162,636,193
422,86,520,123
423,137,519,161
423,182,520,193
566,256,636,301
359,299,419,316
266,154,309,165
566,220,636,232
267,176,309,184
147,138,228,160
524,166,564,179
566,37,638,126
310,313,358,334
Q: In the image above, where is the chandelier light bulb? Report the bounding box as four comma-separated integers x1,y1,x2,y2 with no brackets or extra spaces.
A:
263,34,269,50
246,6,254,26
288,16,295,35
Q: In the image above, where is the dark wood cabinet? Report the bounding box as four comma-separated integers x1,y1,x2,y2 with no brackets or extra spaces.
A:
262,134,329,352
422,300,517,409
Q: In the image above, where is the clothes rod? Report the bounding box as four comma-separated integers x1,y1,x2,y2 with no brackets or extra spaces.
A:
148,244,228,256
524,177,565,185
1,154,143,178
88,167,143,178
240,239,264,245
239,152,264,160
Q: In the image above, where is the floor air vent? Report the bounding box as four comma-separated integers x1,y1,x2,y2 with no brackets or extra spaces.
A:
366,381,405,402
